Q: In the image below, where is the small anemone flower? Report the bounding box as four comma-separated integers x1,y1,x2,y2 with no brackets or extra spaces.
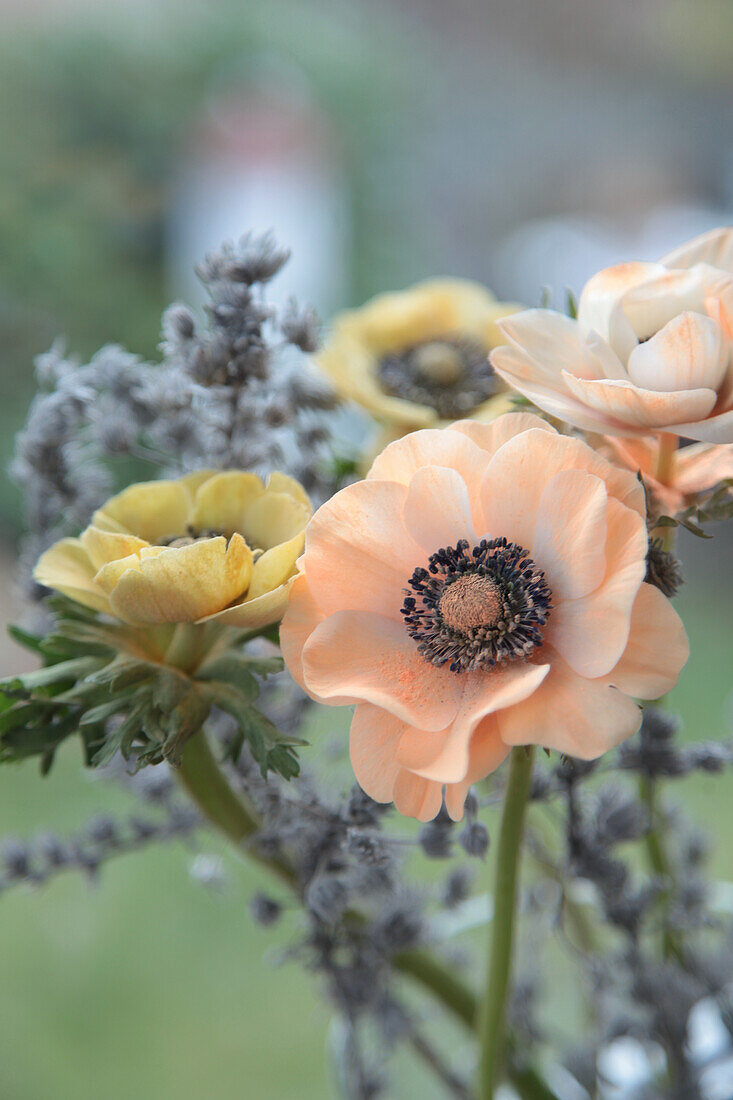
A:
316,279,522,442
599,434,733,518
490,226,733,444
281,414,689,822
35,470,311,629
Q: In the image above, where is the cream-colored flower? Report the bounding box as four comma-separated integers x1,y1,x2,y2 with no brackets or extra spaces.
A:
491,227,733,443
316,279,521,433
35,470,311,628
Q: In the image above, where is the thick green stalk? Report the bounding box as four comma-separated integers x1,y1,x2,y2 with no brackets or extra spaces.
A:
177,731,294,885
477,746,534,1099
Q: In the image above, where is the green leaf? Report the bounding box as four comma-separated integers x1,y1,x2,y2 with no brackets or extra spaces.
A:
7,624,45,654
2,656,104,692
197,654,260,697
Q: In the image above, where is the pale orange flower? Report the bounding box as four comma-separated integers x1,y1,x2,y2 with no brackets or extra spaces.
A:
281,414,688,821
600,435,733,517
490,227,733,443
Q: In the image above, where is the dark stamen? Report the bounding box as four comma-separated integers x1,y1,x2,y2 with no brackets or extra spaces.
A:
401,537,552,673
378,336,501,419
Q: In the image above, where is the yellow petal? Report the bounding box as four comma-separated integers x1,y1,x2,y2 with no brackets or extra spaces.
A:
178,469,219,497
242,493,311,550
106,535,253,625
188,471,266,536
249,529,306,599
198,580,293,629
80,526,150,571
95,551,150,595
33,538,112,614
93,480,190,542
265,471,313,512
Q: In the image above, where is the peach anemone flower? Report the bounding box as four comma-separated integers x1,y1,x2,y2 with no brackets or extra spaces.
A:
281,414,689,821
491,226,733,443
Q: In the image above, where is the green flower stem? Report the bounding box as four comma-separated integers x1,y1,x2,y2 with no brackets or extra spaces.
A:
639,771,682,962
177,730,294,886
477,746,534,1099
393,948,478,1028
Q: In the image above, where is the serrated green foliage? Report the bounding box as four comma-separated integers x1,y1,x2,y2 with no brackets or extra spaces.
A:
1,596,305,781
654,478,733,541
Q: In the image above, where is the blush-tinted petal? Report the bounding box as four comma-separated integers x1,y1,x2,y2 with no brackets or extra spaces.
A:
490,347,618,432
304,480,423,621
578,262,666,351
665,408,733,444
450,411,557,453
367,428,490,501
661,227,733,273
626,311,728,394
561,373,718,430
497,652,642,759
280,572,328,696
444,715,510,821
301,611,462,729
396,662,549,782
607,583,689,698
498,310,604,380
532,470,608,600
349,703,405,802
544,497,647,678
392,771,445,822
403,465,476,553
481,428,644,551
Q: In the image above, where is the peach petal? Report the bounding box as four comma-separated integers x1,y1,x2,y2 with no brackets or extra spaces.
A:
497,653,642,759
304,480,423,620
578,262,666,351
301,611,462,729
367,428,490,507
661,227,733,273
480,429,645,552
674,441,733,493
544,497,647,678
402,465,476,553
450,411,557,453
532,470,608,600
607,583,689,698
621,269,708,341
490,347,622,433
498,310,604,380
396,662,549,783
349,703,405,803
626,312,728,394
665,408,733,444
392,771,445,822
279,572,329,696
444,715,510,821
561,373,717,430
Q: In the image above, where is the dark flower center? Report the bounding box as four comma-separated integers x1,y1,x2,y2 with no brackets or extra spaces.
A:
378,336,501,419
158,525,227,547
401,538,552,673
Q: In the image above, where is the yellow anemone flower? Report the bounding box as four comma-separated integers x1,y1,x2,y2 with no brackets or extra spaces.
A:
316,279,522,435
34,470,311,629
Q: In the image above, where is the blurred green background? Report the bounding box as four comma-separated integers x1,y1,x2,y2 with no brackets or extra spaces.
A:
1,1,732,1096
